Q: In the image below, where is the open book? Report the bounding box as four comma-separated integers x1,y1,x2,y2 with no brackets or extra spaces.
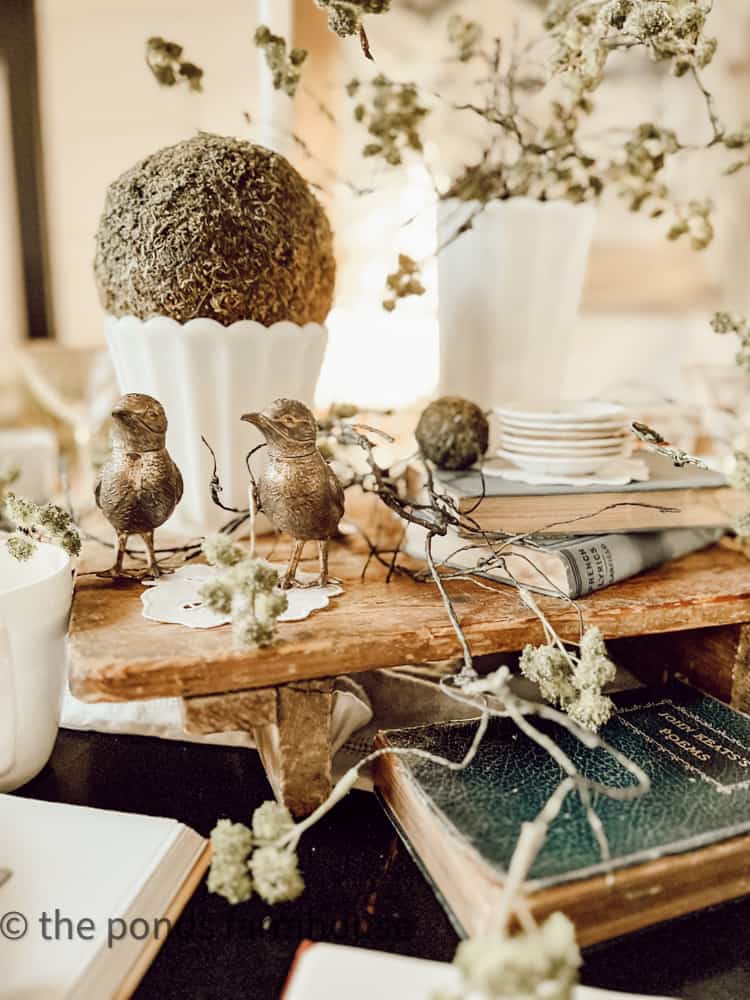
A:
282,942,676,999
0,795,208,999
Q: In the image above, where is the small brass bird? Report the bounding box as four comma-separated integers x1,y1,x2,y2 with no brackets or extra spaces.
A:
95,393,183,578
242,399,345,588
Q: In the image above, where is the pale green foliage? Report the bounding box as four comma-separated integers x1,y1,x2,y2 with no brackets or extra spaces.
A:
207,802,304,906
254,25,307,98
200,537,288,648
4,494,81,563
249,845,305,904
6,534,36,562
452,912,581,1000
207,819,254,904
520,626,616,732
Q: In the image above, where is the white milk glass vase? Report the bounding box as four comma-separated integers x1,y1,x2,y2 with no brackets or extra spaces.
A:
105,317,328,534
437,197,596,409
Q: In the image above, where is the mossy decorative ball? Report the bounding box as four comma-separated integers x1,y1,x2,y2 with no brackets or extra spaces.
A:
94,133,335,327
416,396,489,471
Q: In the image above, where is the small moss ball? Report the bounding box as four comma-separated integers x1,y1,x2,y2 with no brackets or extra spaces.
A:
416,396,489,471
94,133,335,326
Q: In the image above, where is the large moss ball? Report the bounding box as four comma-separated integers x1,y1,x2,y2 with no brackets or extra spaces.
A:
416,396,489,471
94,133,335,326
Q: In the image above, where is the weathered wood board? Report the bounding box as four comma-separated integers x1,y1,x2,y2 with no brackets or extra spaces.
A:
68,499,750,704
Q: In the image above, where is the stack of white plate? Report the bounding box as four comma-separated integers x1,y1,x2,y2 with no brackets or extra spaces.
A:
494,401,631,476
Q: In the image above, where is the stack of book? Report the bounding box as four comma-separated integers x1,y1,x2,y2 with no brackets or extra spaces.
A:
405,452,743,598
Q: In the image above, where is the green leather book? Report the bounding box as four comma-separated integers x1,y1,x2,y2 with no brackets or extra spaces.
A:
374,682,750,946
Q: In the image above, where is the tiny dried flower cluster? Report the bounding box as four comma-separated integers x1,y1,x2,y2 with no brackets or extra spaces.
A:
0,465,20,528
382,253,425,311
347,75,429,166
439,912,581,1000
4,494,81,563
145,37,203,91
200,535,288,648
547,0,717,90
631,421,707,468
712,312,750,542
254,25,308,98
315,0,391,39
207,801,304,906
520,626,616,732
711,311,750,374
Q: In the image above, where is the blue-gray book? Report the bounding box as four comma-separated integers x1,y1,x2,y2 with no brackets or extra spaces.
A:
374,682,750,946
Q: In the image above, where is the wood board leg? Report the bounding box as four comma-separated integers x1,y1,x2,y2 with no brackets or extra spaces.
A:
612,623,750,713
182,679,335,819
276,679,334,819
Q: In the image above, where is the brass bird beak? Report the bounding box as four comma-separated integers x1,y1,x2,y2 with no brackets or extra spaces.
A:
241,412,269,430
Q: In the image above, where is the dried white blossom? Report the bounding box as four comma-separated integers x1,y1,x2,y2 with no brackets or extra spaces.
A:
453,912,581,1000
207,819,254,904
200,550,288,649
249,845,305,904
252,801,295,843
519,627,616,732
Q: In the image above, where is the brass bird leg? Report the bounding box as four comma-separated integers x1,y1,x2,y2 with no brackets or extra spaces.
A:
141,531,161,578
281,539,305,590
317,539,329,588
97,531,129,579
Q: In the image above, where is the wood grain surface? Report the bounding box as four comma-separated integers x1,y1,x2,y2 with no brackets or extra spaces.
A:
68,496,750,704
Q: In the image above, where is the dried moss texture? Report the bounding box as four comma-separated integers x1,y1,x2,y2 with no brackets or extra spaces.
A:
94,133,335,327
416,396,489,471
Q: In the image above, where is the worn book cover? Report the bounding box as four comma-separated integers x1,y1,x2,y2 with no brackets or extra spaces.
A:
407,453,743,535
374,682,750,946
403,521,722,599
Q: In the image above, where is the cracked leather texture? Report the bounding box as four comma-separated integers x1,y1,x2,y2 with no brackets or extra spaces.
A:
383,682,750,889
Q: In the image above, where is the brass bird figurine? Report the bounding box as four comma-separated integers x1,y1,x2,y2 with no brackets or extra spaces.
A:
95,393,183,578
242,399,345,588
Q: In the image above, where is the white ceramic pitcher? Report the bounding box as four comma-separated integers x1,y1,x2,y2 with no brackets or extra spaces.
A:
0,542,73,791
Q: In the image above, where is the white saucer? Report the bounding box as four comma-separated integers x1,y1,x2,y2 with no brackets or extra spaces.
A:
495,400,627,424
499,433,631,455
496,449,618,476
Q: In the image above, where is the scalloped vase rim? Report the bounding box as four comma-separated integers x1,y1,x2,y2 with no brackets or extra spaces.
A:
105,315,328,337
439,195,596,217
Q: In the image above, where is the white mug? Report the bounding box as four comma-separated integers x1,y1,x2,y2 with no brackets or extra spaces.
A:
0,542,73,791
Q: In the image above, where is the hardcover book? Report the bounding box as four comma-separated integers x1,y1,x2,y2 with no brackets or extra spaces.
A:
403,521,722,599
407,453,744,535
0,796,209,999
374,682,750,947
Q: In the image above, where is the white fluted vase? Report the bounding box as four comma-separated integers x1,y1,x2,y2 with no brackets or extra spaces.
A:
105,316,328,533
437,198,596,409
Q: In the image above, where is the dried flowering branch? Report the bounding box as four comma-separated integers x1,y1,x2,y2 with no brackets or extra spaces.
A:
631,420,709,468
145,37,204,91
3,494,81,563
254,25,308,98
314,0,391,59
